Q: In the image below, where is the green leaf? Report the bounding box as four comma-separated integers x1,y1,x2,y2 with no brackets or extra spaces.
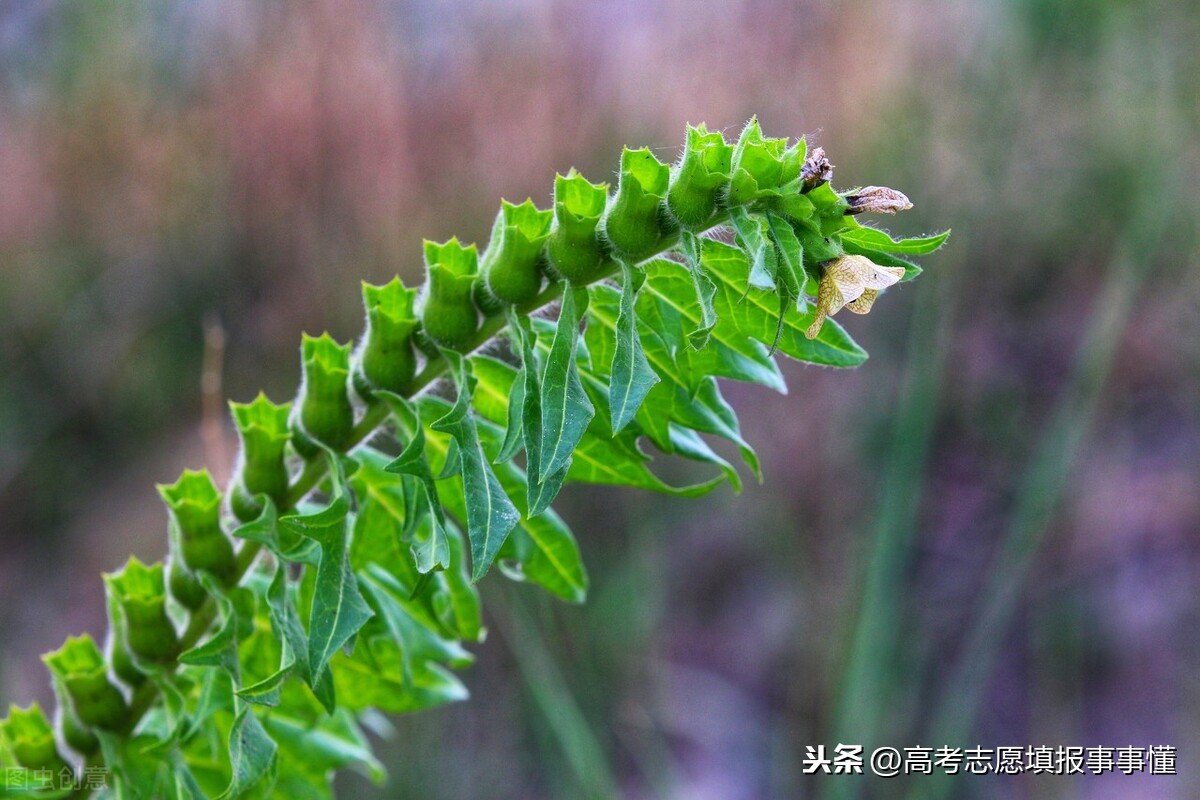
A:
179,575,242,682
216,703,278,799
262,708,385,786
840,224,950,255
589,261,787,394
609,263,659,433
235,638,294,708
299,518,373,704
729,207,778,290
417,395,588,603
702,239,869,367
668,425,742,493
538,285,595,481
679,232,718,350
233,497,320,566
469,354,726,498
432,351,520,581
360,566,474,672
838,239,924,280
364,415,450,573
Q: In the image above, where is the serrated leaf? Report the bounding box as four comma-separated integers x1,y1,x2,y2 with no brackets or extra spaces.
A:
179,575,242,682
235,640,294,708
729,207,778,290
216,704,277,800
609,263,660,433
588,262,787,394
538,285,595,480
360,566,474,675
470,354,725,498
432,351,520,581
679,232,718,349
838,239,924,280
840,224,950,255
233,497,320,566
416,394,588,603
300,515,373,705
504,314,569,514
262,708,385,787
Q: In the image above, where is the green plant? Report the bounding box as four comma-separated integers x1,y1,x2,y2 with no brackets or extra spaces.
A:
0,119,945,798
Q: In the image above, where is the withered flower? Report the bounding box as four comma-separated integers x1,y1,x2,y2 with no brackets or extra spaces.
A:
844,186,912,215
805,255,906,339
800,147,834,192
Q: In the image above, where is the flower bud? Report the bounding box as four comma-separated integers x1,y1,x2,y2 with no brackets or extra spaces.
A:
728,117,804,206
604,148,672,260
805,255,905,339
104,558,179,664
668,124,733,228
229,393,292,522
0,703,71,773
354,279,419,398
419,238,483,349
293,333,355,453
157,469,236,581
481,199,553,305
42,636,129,732
844,186,913,215
545,170,611,285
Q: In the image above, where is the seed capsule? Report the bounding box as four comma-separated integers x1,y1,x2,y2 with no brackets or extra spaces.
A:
167,553,207,610
668,124,733,228
355,279,419,396
604,147,673,260
104,558,179,664
0,703,71,773
293,333,355,453
42,636,130,732
482,199,554,305
419,238,484,349
157,469,236,581
229,393,293,522
545,170,611,285
57,703,99,756
728,117,805,206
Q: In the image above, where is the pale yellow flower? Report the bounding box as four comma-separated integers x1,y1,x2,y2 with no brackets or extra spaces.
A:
805,255,906,339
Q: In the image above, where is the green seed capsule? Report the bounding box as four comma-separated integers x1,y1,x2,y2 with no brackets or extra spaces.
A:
42,636,130,732
604,148,673,260
354,278,419,397
481,199,554,305
167,551,207,610
57,704,99,756
104,558,179,664
668,124,733,228
419,238,483,349
229,393,293,521
292,333,355,453
157,469,236,581
0,703,71,773
727,117,805,206
103,587,146,688
545,170,611,285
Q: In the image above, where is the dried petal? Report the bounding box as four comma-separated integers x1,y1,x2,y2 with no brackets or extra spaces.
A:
800,146,834,192
845,186,913,215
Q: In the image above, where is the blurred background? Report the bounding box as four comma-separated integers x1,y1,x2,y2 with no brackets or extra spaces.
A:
1,0,1198,797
